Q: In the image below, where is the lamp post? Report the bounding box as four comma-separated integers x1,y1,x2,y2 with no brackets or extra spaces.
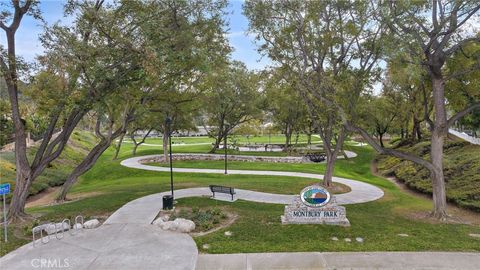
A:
224,124,229,174
165,117,174,198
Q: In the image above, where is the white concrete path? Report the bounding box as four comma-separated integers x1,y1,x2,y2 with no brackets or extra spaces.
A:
197,252,480,270
0,224,197,270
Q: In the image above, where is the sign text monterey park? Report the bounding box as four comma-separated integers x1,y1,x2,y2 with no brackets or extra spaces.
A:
281,185,350,226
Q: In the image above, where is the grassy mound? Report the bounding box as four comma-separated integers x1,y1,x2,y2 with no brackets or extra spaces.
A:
376,140,480,212
0,131,97,202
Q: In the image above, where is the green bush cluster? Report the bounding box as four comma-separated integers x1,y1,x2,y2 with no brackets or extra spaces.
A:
377,140,480,212
172,207,227,231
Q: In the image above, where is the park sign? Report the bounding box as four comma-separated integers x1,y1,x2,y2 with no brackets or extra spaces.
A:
0,183,10,195
281,185,350,226
300,186,331,207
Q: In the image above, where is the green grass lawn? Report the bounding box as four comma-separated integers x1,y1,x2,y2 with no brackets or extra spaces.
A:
1,132,479,255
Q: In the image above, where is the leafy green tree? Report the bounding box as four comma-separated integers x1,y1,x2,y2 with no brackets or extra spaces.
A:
350,0,480,219
445,42,480,134
1,0,143,220
202,62,263,153
264,70,308,150
245,0,384,186
125,0,229,159
360,95,397,147
57,87,142,201
233,119,262,145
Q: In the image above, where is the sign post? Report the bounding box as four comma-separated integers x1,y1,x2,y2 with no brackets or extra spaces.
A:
0,183,10,242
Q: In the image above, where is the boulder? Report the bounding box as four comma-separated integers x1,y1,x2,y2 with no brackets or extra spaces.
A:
73,223,83,229
174,218,195,233
152,218,164,226
158,218,195,233
84,219,100,229
159,221,177,231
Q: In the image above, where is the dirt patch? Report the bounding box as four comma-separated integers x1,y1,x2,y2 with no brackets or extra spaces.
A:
371,159,480,225
326,182,351,194
405,211,480,225
26,187,104,208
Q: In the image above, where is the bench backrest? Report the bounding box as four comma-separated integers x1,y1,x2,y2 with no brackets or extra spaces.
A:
209,185,235,194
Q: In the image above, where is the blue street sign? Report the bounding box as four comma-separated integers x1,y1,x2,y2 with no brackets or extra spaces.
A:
0,183,10,195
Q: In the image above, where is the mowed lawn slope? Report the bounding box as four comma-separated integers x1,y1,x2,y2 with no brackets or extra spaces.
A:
1,132,479,255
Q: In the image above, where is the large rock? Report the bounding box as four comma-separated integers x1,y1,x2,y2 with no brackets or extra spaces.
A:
159,221,177,231
158,218,195,233
83,219,100,229
152,217,164,226
174,218,195,233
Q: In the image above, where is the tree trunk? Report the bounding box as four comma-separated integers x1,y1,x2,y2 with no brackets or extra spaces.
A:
416,125,422,140
430,75,448,219
5,29,33,221
132,143,139,156
412,115,422,141
57,139,111,201
323,151,336,187
322,128,346,187
284,125,292,151
379,133,384,147
7,168,32,221
210,127,223,153
113,131,126,160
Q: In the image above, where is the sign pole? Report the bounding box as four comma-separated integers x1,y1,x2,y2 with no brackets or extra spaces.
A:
3,193,6,242
0,183,10,242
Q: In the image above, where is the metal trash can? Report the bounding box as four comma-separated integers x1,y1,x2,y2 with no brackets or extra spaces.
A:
163,195,173,210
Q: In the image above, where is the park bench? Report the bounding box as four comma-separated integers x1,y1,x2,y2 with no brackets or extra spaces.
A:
305,153,326,163
209,185,235,201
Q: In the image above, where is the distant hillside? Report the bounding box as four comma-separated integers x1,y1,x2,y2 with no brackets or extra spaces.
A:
0,131,97,202
376,139,480,212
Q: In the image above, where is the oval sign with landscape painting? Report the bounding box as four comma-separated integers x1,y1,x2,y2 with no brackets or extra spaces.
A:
300,185,331,207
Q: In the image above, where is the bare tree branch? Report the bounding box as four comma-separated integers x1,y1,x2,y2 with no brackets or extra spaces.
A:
447,102,480,127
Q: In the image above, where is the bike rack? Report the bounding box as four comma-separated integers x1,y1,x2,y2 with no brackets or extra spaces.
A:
32,226,44,247
75,215,84,229
32,224,52,247
62,218,73,235
47,223,62,240
32,215,84,247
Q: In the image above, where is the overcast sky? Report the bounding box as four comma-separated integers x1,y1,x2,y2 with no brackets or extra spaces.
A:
0,0,270,71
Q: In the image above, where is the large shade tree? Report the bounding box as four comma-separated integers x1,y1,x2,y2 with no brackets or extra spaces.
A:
264,69,308,151
245,0,384,187
346,0,480,219
1,0,144,221
202,61,263,153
